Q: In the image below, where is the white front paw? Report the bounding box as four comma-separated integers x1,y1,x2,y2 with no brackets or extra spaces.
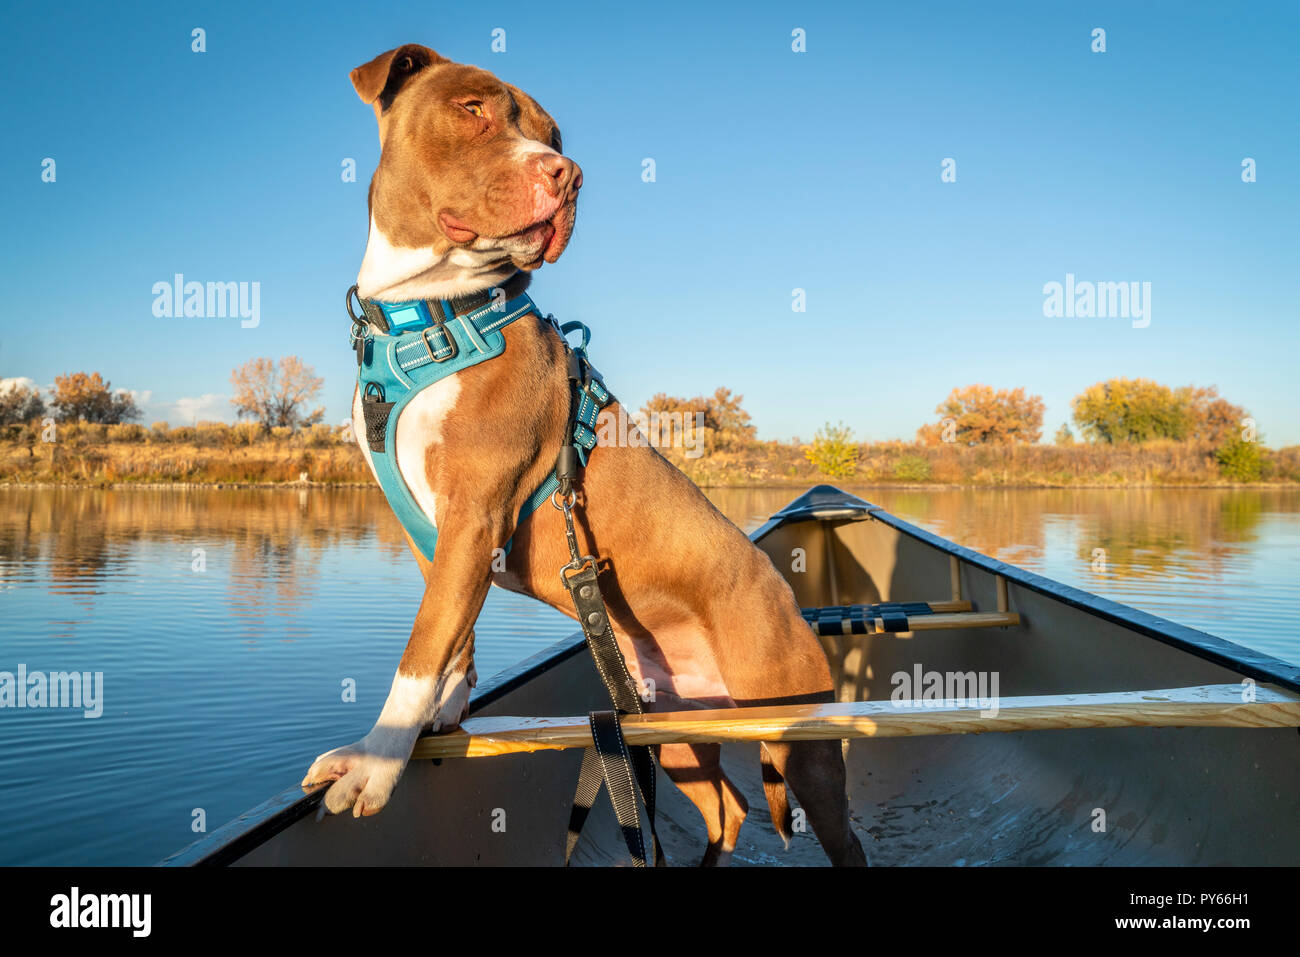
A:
301,735,411,817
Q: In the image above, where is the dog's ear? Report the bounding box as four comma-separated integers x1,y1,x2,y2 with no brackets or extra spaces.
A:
505,83,563,153
350,44,443,111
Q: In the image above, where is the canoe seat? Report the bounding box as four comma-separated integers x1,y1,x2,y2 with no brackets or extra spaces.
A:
802,600,1020,636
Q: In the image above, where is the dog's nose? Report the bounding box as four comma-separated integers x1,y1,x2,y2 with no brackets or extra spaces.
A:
536,154,581,197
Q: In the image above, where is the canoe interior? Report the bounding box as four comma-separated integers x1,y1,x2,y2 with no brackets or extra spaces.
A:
167,486,1300,866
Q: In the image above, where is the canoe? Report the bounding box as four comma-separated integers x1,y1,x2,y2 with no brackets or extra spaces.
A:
163,485,1300,866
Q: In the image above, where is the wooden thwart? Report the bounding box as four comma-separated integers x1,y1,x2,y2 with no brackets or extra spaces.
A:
411,683,1300,760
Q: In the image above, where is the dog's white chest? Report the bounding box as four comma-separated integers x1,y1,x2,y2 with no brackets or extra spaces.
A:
352,376,461,530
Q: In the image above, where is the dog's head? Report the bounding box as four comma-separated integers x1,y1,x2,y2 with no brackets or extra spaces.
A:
352,44,581,273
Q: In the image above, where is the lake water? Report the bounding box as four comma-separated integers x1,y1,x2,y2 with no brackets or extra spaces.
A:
2,485,1297,865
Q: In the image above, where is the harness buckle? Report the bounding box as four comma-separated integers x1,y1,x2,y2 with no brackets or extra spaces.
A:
421,319,459,363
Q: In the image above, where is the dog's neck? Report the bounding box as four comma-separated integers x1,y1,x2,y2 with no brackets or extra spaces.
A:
357,213,519,303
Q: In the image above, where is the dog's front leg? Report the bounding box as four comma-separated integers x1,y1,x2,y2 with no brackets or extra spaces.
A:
301,519,499,817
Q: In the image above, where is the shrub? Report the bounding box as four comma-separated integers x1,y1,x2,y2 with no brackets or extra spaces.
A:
1216,438,1263,482
195,421,232,448
78,423,108,444
1271,446,1300,482
107,423,146,443
893,455,932,482
232,422,263,446
305,423,338,447
270,426,294,442
804,422,858,478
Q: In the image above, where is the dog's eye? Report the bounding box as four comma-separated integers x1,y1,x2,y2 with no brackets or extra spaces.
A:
462,102,485,118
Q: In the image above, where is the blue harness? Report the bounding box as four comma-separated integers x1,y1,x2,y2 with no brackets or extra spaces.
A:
347,278,611,562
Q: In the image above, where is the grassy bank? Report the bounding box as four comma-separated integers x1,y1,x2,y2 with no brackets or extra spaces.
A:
2,420,1298,488
660,437,1300,487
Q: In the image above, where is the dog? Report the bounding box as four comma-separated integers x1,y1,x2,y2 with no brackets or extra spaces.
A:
301,43,867,867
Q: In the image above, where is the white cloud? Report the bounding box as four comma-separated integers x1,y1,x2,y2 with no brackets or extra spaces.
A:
171,393,232,424
136,393,232,426
0,377,40,395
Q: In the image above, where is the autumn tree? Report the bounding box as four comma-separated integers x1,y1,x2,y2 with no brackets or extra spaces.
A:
0,382,47,425
1070,378,1247,444
917,385,1044,445
230,356,325,431
50,372,140,424
1180,386,1246,445
641,387,756,451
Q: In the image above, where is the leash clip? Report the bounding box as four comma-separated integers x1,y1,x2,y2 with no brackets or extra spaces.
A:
560,554,598,589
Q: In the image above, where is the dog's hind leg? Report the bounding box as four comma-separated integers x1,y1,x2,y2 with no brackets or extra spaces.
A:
760,744,794,846
759,737,868,866
656,742,747,867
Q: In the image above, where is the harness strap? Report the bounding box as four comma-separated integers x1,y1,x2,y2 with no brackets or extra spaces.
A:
349,279,611,563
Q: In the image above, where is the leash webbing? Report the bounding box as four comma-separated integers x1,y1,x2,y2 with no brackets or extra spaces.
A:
557,495,661,867
552,339,661,868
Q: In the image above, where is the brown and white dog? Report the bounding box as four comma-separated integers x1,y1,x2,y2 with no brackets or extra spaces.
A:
301,43,867,867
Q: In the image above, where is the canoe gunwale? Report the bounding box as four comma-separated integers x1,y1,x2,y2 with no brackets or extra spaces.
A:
159,631,591,866
761,485,1300,696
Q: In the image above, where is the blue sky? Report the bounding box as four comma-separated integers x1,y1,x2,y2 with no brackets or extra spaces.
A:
2,0,1297,443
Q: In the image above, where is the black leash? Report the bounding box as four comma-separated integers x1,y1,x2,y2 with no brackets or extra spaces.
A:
552,346,661,867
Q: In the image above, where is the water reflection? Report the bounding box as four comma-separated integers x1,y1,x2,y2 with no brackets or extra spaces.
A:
0,487,406,591
2,484,1291,602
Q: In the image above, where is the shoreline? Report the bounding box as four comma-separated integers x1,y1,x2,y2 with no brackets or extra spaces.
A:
2,480,1297,491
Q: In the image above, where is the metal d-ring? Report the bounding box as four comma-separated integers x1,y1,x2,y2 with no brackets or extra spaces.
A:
346,285,369,341
551,488,576,511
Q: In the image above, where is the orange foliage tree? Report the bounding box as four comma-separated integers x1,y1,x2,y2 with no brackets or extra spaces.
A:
641,387,756,450
917,385,1044,445
50,372,140,424
1180,386,1247,445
